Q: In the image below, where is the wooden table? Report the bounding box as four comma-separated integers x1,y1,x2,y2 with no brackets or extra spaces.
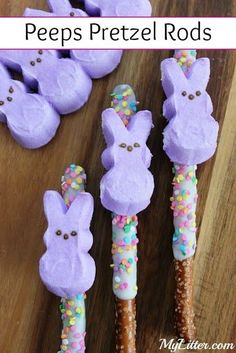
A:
0,1,235,352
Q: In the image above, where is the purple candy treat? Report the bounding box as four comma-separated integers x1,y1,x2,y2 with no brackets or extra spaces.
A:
40,190,96,298
24,0,123,79
0,63,60,149
0,50,92,115
84,0,152,16
100,108,154,215
161,58,219,165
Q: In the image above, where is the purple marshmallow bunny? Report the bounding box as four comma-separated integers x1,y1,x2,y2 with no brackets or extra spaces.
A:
24,0,123,79
0,63,59,148
100,108,154,215
161,58,219,165
84,0,152,16
0,50,92,115
40,191,96,298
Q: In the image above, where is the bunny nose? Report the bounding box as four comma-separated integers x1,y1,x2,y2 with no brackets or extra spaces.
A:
127,145,133,152
64,234,69,240
188,94,195,100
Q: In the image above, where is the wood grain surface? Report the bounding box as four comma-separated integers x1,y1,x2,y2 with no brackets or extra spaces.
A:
0,1,235,353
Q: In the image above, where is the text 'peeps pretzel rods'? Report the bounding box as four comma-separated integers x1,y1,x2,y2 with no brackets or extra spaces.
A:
2,17,236,49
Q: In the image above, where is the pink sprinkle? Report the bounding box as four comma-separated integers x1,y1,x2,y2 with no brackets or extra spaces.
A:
123,282,128,289
74,333,81,338
175,52,181,59
135,256,138,262
70,172,77,178
71,342,78,348
65,168,70,173
186,176,191,181
70,325,76,332
65,304,71,309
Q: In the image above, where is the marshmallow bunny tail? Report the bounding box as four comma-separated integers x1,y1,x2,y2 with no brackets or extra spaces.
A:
58,164,89,353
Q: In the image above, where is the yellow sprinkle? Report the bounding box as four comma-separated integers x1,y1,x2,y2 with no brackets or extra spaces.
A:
125,109,131,116
114,284,119,289
66,310,72,316
68,300,74,306
76,307,81,314
170,197,174,201
188,171,193,177
176,196,182,202
111,101,114,107
75,166,82,174
76,177,82,184
118,247,123,254
127,268,132,274
180,57,187,63
122,101,128,107
115,106,120,112
127,88,132,95
61,345,67,351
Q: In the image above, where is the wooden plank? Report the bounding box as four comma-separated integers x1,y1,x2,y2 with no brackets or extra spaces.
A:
0,1,235,352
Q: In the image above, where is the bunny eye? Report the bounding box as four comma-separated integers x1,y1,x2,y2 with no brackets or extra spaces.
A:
56,230,62,236
71,231,77,236
182,91,187,96
119,143,127,148
70,12,75,16
196,91,201,96
134,143,140,148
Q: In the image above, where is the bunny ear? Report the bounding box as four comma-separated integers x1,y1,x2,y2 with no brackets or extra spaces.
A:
0,63,10,80
161,58,187,95
188,58,210,90
102,108,127,144
128,110,153,141
66,192,94,227
47,0,72,12
44,191,67,224
24,8,51,16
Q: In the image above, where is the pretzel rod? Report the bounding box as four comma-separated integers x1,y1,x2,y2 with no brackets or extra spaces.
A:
59,164,87,353
170,50,197,342
111,86,139,353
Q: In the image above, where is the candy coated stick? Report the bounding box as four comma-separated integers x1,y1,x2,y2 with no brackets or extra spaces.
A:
59,164,87,353
111,85,139,353
172,49,197,342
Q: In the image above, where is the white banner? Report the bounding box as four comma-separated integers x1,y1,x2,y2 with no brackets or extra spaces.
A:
0,17,235,49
